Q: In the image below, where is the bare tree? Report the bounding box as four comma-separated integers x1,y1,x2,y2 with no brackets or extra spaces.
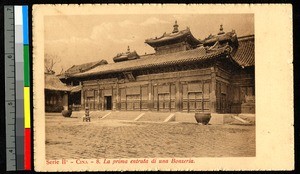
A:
59,67,64,75
45,53,61,74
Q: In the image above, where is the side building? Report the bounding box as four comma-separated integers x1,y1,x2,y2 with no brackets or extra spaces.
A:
45,72,72,112
58,59,108,110
64,22,255,114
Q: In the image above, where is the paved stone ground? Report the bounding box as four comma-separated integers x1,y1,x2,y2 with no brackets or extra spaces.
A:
46,113,255,159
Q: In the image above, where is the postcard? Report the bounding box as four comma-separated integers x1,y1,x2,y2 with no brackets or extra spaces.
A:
33,4,293,171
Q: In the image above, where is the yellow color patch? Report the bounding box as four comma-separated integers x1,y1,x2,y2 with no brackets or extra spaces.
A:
24,87,30,128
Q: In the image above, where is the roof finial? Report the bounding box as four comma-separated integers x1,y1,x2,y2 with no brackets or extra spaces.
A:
172,20,179,33
127,46,130,53
218,24,225,35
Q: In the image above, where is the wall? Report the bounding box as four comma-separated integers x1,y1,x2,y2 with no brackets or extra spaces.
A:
80,64,255,114
81,67,214,112
45,90,64,112
230,67,255,113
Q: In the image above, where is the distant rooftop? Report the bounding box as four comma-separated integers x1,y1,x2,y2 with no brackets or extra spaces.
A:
64,59,108,75
45,73,72,91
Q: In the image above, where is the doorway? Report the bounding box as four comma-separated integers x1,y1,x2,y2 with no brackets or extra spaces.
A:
158,93,170,112
188,92,203,113
105,96,112,110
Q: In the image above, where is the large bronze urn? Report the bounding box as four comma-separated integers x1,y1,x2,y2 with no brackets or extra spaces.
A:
194,113,211,125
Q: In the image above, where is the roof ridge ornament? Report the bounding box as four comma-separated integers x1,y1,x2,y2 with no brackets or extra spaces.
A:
172,20,179,33
127,46,130,53
218,24,225,35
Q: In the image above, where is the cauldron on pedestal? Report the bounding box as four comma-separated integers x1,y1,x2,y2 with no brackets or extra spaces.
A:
194,113,211,125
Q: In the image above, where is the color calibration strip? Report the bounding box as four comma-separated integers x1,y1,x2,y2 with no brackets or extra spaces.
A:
5,5,31,171
22,6,31,171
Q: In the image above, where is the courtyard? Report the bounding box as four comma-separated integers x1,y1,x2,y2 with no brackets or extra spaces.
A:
45,112,255,159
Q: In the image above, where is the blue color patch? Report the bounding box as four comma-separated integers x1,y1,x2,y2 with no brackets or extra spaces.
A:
22,6,28,44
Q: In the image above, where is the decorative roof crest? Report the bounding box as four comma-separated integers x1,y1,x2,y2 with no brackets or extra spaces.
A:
127,46,130,53
172,20,179,33
218,24,225,35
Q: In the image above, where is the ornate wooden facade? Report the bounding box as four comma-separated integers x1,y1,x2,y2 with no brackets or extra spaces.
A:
64,23,255,114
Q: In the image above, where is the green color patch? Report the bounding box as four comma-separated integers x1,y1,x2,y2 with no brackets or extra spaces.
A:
24,45,30,87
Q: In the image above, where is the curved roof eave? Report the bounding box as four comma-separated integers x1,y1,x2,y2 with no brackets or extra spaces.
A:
71,47,230,79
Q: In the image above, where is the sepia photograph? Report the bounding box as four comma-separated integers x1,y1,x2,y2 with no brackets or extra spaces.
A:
33,4,293,171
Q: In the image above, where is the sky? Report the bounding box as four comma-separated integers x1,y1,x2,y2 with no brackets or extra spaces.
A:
44,14,254,74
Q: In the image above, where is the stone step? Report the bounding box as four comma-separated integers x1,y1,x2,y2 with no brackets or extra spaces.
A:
237,114,256,124
138,112,171,122
174,113,197,123
103,111,141,121
134,113,145,121
163,113,175,122
232,116,250,123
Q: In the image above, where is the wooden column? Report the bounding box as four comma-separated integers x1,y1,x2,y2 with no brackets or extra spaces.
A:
140,85,142,111
169,83,171,112
210,66,217,113
125,87,127,111
81,84,85,110
111,86,114,110
148,78,153,111
175,76,180,112
101,89,104,111
202,81,204,112
116,80,120,111
98,81,100,110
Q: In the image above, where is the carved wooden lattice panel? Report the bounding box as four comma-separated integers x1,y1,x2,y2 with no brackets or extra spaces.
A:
120,88,126,110
126,95,140,111
188,92,203,112
158,93,170,111
153,86,158,109
170,84,176,110
141,86,148,109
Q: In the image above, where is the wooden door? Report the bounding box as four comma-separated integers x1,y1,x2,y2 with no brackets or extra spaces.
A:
158,93,170,112
188,92,203,112
106,96,112,110
126,95,140,111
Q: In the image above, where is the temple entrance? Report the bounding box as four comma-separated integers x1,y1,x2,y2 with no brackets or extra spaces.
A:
188,92,203,112
104,96,112,110
158,93,170,112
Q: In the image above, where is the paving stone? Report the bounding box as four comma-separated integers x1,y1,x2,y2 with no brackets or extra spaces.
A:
46,114,255,159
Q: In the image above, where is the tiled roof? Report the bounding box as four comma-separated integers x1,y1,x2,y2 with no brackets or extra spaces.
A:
145,28,201,47
202,31,237,46
45,73,72,91
70,85,82,93
113,51,140,62
71,46,230,78
232,35,254,67
64,60,108,75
